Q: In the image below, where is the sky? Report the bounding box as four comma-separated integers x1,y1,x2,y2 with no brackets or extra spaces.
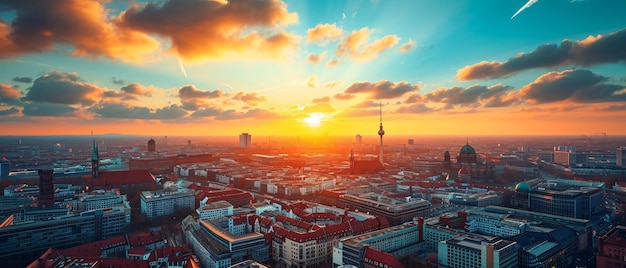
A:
0,0,625,138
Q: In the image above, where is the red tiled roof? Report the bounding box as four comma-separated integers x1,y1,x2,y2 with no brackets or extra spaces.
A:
127,232,162,246
128,247,150,256
362,247,404,268
94,170,155,186
59,235,127,257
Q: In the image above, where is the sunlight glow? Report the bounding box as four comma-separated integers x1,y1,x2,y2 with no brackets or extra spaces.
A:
303,113,324,127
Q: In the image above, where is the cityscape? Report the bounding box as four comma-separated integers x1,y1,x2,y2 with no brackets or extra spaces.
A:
1,0,626,268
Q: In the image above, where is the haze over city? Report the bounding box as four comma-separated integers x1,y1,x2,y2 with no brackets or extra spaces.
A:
0,0,625,137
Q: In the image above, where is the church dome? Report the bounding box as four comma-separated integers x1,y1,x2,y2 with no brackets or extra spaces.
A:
515,182,532,193
460,144,476,156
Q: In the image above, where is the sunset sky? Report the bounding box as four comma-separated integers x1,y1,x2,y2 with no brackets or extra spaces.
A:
0,0,625,137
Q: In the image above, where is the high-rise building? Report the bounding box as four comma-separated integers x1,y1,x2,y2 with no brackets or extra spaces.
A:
147,138,156,152
239,133,252,148
355,134,362,144
408,139,414,145
617,147,626,168
91,140,99,190
0,158,10,178
597,226,626,268
38,169,54,208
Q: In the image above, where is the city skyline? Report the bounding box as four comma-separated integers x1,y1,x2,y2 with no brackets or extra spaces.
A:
0,0,625,137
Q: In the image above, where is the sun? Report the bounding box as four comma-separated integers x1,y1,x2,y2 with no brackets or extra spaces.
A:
303,113,323,127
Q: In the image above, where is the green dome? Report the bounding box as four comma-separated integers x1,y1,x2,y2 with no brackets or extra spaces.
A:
515,182,532,193
460,144,476,155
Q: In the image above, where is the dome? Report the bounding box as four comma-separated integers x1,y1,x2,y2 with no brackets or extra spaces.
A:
515,182,532,193
460,144,476,156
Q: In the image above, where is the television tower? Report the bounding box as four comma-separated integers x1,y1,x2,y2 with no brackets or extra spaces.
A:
378,101,385,165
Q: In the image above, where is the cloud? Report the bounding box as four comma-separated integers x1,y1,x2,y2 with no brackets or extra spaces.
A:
312,96,331,103
396,103,435,114
104,83,154,101
424,84,516,107
12,77,32,83
333,93,354,100
353,100,379,108
215,108,283,120
0,84,22,105
118,0,299,62
403,93,422,104
323,80,343,88
306,23,343,45
0,107,19,116
232,92,267,106
308,75,319,88
326,59,340,67
519,69,626,103
24,72,102,105
88,102,187,120
336,27,400,60
0,0,160,62
178,85,223,111
111,77,126,85
191,107,223,117
306,51,327,64
457,28,626,80
601,104,626,111
22,102,77,117
344,80,419,99
399,39,416,52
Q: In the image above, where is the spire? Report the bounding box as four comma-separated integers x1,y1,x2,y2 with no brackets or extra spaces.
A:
91,139,99,161
377,101,385,165
466,137,469,145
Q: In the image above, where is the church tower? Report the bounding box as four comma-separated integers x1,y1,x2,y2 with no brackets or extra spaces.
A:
91,139,99,189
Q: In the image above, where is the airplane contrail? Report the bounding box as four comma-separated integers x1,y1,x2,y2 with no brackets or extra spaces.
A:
178,57,188,78
511,0,538,19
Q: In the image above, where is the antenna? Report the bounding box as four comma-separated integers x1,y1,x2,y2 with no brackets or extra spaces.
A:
379,101,382,124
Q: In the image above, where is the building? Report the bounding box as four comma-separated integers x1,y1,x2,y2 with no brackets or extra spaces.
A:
377,102,385,165
239,133,252,148
355,135,362,144
182,216,269,268
465,208,528,238
458,142,478,164
335,222,420,267
77,189,127,211
0,205,130,261
438,234,518,268
513,226,579,268
339,193,431,226
618,147,626,168
140,189,195,218
597,225,626,268
0,158,10,178
510,179,605,220
196,200,234,220
148,137,156,152
37,169,54,208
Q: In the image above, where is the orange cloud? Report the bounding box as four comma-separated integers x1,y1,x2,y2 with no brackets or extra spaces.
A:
306,51,327,64
307,23,343,45
399,39,416,52
233,92,267,106
0,0,159,62
118,0,299,62
336,27,399,60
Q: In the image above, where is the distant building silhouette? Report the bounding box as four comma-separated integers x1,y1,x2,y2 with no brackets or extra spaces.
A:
0,158,10,178
147,137,156,152
38,169,54,208
618,147,626,168
91,140,99,190
355,134,362,144
239,133,252,148
443,150,451,169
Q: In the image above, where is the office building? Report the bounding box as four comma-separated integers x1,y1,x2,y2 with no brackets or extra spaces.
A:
182,216,269,268
465,208,528,238
140,189,195,218
618,147,626,168
438,234,518,268
335,222,420,267
339,193,431,225
148,137,156,152
0,158,9,178
38,169,54,208
597,226,626,268
510,179,604,220
197,200,234,220
239,133,252,148
513,226,579,268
